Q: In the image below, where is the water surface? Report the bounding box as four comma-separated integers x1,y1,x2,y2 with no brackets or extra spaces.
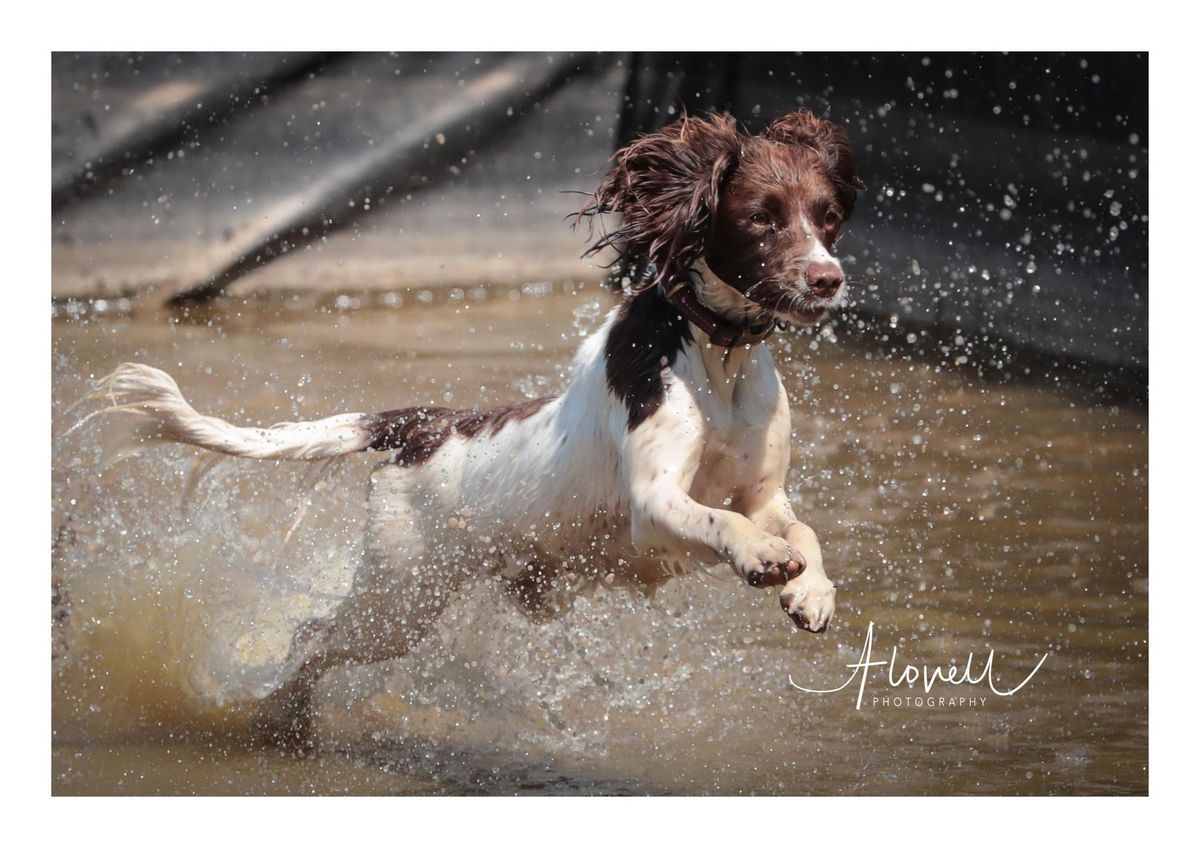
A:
51,287,1148,795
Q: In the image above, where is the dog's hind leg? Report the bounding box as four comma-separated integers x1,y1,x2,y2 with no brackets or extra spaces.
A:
254,464,472,746
249,654,323,751
320,464,473,666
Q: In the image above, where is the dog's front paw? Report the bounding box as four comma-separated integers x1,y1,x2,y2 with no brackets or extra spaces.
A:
780,571,836,632
733,535,805,587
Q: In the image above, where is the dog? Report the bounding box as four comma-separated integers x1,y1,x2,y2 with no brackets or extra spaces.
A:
78,109,863,736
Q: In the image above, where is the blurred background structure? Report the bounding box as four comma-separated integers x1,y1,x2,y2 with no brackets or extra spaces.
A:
52,51,1147,380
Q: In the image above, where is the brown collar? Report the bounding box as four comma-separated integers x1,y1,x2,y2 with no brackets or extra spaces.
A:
660,272,776,348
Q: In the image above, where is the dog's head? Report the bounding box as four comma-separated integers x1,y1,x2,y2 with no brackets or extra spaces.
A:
579,110,864,325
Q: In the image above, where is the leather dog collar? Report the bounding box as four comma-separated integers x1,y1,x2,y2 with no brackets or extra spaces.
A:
660,271,776,349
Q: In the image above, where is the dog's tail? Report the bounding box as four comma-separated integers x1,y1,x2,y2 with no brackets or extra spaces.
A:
69,363,384,461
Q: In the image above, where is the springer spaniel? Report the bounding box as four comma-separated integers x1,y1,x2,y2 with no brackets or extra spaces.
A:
78,109,863,732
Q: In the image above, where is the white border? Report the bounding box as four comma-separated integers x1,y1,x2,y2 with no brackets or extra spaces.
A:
10,0,1189,841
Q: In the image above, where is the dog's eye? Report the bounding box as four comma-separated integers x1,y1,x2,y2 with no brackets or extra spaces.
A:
824,209,842,228
749,211,771,227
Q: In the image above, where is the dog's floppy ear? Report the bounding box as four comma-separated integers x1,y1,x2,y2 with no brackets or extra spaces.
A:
577,112,742,293
765,110,865,213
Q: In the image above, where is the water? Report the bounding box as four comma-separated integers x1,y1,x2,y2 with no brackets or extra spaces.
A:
51,287,1147,795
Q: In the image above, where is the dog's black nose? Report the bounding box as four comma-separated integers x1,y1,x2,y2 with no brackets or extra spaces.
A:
805,263,844,299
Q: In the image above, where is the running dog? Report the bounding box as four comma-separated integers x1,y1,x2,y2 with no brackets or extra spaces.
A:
79,109,863,736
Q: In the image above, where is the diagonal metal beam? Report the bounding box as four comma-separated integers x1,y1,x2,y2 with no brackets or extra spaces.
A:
52,52,338,214
164,53,597,306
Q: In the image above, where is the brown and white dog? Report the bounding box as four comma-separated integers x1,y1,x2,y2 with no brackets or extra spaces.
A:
80,109,863,728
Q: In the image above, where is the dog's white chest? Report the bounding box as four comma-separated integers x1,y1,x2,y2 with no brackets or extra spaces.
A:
669,342,791,517
689,423,778,514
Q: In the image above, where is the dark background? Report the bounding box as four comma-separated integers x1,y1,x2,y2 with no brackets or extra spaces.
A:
52,52,1147,385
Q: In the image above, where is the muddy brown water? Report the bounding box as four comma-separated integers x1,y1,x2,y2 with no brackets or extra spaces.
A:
51,288,1147,795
